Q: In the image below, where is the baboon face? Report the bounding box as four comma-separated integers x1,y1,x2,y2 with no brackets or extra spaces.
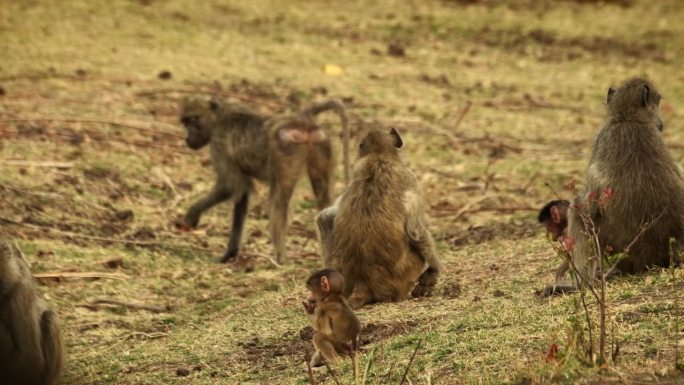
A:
358,128,403,157
179,99,219,150
606,78,664,131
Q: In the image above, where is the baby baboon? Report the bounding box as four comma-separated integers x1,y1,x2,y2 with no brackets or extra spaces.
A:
179,98,349,263
316,128,441,307
303,268,360,368
0,240,65,385
561,78,684,286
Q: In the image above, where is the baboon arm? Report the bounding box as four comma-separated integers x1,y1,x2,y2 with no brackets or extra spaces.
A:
404,191,441,297
40,309,64,384
316,203,338,266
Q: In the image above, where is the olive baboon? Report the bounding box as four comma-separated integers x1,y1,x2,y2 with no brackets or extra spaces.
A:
303,268,360,368
558,78,684,287
316,128,441,307
179,98,349,264
0,240,65,385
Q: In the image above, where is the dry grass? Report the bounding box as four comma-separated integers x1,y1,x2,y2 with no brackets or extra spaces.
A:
1,0,683,384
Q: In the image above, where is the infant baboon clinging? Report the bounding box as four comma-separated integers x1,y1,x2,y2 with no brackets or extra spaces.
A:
556,78,684,288
0,240,65,385
317,128,441,307
179,98,349,263
303,268,360,369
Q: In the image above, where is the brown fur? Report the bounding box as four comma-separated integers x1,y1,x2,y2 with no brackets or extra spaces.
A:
316,128,441,307
566,78,684,285
179,98,349,263
0,240,65,385
303,269,360,368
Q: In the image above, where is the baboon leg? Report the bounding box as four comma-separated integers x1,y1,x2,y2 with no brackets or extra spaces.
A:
316,205,337,266
310,350,324,368
313,334,342,365
269,179,297,264
40,309,64,385
219,192,250,263
308,144,333,210
405,191,442,297
184,184,232,228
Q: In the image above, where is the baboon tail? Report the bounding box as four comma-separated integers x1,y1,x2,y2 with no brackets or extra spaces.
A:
303,99,350,184
40,310,64,385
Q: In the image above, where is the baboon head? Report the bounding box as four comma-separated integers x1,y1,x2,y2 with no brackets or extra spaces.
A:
606,77,664,131
179,98,220,150
358,128,403,157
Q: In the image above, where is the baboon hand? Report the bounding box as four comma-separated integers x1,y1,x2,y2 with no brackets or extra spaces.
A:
411,267,439,298
182,212,201,229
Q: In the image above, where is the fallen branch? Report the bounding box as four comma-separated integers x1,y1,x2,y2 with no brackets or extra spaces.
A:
399,339,422,385
240,252,282,268
0,160,74,168
0,118,183,138
33,272,129,281
135,88,284,109
83,299,170,313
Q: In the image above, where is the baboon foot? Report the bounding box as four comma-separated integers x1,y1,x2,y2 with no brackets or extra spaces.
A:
218,249,239,264
536,283,577,297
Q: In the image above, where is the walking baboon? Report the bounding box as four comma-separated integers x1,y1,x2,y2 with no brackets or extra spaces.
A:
179,98,349,263
555,78,684,288
316,128,441,307
0,240,65,385
303,268,360,368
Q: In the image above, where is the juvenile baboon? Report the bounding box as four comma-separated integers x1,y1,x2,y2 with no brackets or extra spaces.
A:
316,128,441,307
303,268,360,368
558,78,684,287
0,240,65,385
179,98,349,263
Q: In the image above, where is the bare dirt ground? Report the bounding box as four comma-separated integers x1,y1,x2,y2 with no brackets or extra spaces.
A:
1,0,683,384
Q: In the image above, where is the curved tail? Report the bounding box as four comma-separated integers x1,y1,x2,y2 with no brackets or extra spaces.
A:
303,99,350,184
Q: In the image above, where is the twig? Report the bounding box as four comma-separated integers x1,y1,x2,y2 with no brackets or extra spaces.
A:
362,346,377,385
0,118,183,138
452,101,472,132
135,88,284,109
305,355,318,385
0,216,211,252
399,339,422,385
84,299,170,313
323,361,342,385
33,272,129,281
240,252,282,268
0,160,74,168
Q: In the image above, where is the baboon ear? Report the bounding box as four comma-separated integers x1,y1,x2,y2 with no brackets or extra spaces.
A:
641,85,650,107
389,127,403,149
320,276,330,292
606,87,616,103
208,99,220,112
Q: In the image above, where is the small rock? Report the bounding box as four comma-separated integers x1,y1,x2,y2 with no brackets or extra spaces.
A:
176,368,190,377
158,70,172,80
493,289,505,297
387,42,406,57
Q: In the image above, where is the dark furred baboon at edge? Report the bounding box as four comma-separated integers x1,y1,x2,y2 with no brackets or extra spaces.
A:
0,240,65,385
179,98,349,264
560,77,684,287
317,128,441,307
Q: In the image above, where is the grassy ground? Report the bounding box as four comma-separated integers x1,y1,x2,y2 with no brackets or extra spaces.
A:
1,0,684,384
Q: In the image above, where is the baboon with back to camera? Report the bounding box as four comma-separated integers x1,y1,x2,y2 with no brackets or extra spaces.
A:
179,98,349,264
0,240,65,385
316,128,441,307
302,268,360,369
544,78,684,292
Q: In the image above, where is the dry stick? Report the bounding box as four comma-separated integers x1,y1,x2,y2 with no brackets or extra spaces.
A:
323,361,342,385
362,346,377,385
399,339,422,385
451,101,472,133
135,88,284,109
0,182,111,212
305,356,318,385
33,272,128,281
239,252,282,269
0,217,210,252
0,129,191,154
0,160,74,168
88,299,170,313
0,118,183,138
